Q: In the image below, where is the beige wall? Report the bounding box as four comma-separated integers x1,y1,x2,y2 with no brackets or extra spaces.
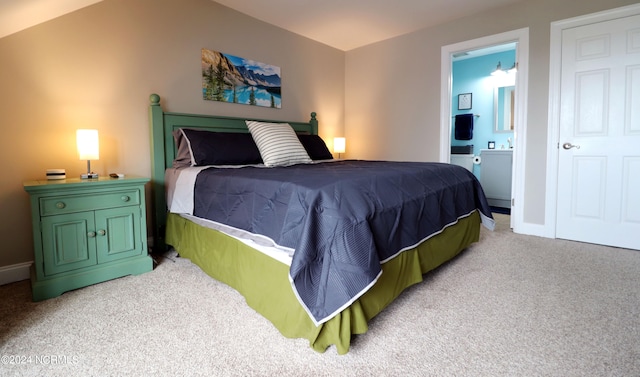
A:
0,0,345,268
2,0,636,272
345,0,639,226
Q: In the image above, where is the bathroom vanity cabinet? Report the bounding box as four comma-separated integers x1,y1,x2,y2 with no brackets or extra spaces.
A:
480,149,513,209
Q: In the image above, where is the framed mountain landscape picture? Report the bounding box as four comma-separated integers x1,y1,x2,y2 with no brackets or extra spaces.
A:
202,48,281,108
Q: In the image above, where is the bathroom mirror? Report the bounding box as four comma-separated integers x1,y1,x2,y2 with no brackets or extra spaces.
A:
494,85,514,132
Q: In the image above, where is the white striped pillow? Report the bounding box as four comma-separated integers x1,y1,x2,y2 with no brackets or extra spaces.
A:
245,121,312,167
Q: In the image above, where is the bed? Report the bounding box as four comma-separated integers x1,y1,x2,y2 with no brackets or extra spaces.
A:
148,93,494,354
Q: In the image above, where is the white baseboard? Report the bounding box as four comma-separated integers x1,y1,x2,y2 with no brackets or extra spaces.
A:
0,261,32,286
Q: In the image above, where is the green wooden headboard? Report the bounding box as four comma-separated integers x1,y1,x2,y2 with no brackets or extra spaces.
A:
148,93,319,252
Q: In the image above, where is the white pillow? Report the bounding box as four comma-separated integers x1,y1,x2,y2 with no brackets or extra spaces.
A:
245,121,312,167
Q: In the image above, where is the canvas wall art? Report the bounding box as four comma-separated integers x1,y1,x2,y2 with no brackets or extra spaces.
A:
202,48,281,108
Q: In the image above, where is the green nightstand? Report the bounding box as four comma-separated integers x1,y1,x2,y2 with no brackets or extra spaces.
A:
23,176,153,301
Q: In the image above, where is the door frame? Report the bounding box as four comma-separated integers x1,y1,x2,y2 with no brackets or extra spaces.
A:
544,3,640,238
440,28,529,233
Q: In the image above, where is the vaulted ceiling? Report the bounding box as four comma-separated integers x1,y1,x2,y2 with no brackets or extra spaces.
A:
0,0,524,50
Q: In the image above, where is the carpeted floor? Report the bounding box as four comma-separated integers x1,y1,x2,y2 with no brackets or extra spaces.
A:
1,214,638,376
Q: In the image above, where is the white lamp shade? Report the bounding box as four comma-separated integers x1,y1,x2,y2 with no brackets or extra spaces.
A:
77,129,99,160
333,137,346,154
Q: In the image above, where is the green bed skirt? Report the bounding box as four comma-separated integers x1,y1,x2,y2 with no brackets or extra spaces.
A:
165,211,481,354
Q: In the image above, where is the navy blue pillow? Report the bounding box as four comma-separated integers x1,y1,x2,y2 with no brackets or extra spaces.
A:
174,129,263,166
297,134,333,160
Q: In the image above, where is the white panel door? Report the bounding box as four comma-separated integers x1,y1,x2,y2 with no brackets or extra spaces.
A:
556,14,640,250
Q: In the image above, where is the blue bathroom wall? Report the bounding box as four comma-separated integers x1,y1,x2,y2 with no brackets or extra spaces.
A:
451,50,515,179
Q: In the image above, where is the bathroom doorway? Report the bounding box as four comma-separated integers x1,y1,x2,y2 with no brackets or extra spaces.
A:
450,43,516,215
440,29,529,232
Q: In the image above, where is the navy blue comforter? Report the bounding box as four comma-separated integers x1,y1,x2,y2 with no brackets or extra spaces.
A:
193,160,493,325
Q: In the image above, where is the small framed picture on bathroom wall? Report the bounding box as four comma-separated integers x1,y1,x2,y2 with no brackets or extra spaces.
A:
458,93,472,110
488,141,495,149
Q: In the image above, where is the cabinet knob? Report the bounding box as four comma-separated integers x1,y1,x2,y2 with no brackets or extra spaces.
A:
56,202,66,209
121,195,130,202
87,231,96,238
98,229,106,236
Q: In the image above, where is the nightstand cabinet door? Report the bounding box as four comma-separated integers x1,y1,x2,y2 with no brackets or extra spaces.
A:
41,212,98,275
96,206,143,263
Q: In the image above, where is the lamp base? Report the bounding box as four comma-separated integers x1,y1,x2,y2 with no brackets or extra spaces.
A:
80,173,99,179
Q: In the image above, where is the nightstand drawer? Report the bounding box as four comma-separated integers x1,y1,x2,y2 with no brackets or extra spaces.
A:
40,189,141,216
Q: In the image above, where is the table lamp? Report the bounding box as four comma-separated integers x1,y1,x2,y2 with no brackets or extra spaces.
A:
333,137,346,159
77,129,99,179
